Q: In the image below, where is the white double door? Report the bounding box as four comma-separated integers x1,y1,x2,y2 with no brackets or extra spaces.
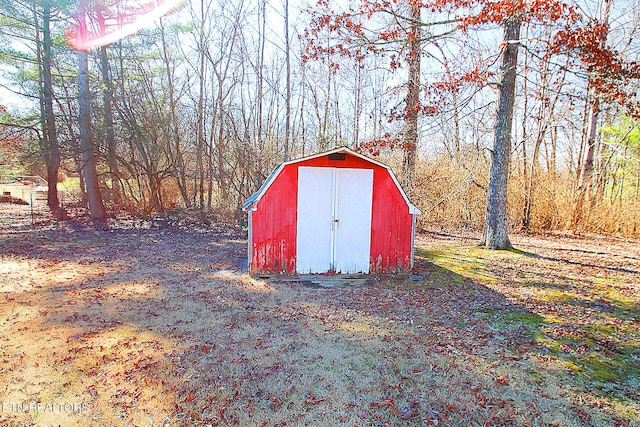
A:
296,166,373,274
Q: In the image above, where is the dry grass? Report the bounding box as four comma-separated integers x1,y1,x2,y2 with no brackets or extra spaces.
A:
412,155,640,237
0,204,638,426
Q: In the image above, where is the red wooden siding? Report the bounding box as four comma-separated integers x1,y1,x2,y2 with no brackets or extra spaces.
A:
250,166,298,274
296,153,413,272
370,170,413,273
248,150,416,275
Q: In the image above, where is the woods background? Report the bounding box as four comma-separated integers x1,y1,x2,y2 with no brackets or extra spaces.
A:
1,0,639,236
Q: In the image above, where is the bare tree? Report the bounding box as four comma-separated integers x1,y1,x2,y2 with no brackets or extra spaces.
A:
41,2,61,212
284,0,291,160
78,49,106,219
159,18,192,208
99,45,121,202
573,0,613,231
480,16,521,249
400,2,421,196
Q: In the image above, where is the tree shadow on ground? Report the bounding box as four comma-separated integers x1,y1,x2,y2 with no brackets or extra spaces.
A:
510,247,640,275
0,218,637,426
418,241,639,419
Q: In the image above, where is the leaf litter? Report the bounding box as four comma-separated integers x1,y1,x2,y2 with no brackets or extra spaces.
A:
0,204,638,426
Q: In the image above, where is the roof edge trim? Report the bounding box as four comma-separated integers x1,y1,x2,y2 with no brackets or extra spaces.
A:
242,147,421,215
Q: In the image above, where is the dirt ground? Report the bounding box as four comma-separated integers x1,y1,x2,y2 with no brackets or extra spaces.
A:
0,203,638,426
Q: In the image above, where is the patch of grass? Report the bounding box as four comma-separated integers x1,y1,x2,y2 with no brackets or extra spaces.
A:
536,332,564,353
541,313,565,324
577,356,627,382
585,324,616,335
593,287,640,319
58,177,81,199
418,236,639,420
477,309,545,344
416,246,500,284
478,309,545,327
532,324,640,391
535,288,576,302
507,311,546,325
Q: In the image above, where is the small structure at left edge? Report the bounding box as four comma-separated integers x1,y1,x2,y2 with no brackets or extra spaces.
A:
242,147,421,276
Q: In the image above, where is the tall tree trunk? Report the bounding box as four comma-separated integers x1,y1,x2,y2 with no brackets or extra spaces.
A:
522,39,562,230
547,125,557,175
99,45,120,202
333,78,341,145
572,0,611,231
401,2,420,196
41,3,60,211
320,66,332,150
196,55,206,211
159,20,191,208
79,48,106,220
194,0,207,210
520,22,529,230
353,61,362,148
300,60,307,155
257,0,266,151
434,43,460,160
480,17,521,249
284,0,291,161
573,89,599,230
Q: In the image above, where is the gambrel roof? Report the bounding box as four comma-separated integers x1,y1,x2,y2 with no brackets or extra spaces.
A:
242,146,421,215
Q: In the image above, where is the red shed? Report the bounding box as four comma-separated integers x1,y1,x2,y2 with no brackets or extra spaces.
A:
242,147,421,276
